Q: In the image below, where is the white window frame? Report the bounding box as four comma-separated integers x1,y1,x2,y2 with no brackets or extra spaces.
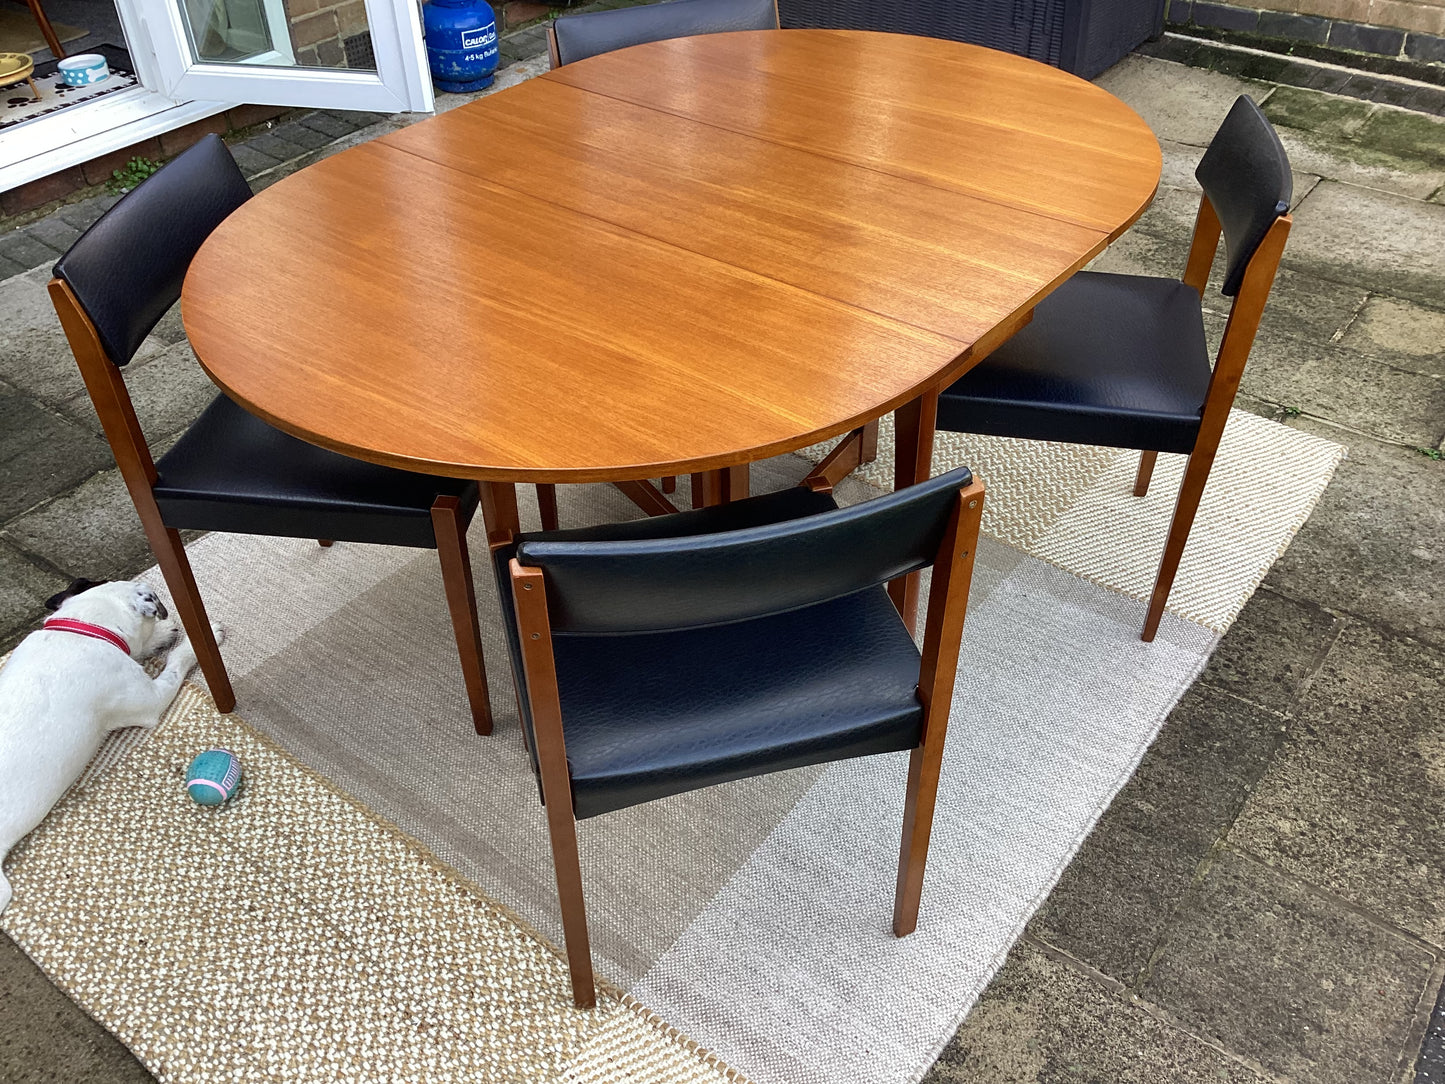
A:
136,0,433,112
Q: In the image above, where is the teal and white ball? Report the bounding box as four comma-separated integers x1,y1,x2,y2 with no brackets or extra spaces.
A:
185,748,241,806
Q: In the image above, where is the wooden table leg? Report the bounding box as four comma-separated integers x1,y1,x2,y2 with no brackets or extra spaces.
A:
889,390,938,633
691,464,749,508
480,481,522,553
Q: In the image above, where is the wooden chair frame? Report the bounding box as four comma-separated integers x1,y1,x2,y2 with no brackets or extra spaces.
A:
48,277,496,735
508,476,986,1007
1132,196,1292,641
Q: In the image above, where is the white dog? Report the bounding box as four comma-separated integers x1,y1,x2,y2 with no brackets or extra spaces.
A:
0,579,222,914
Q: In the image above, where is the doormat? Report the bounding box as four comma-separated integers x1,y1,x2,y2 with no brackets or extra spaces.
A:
2,44,136,132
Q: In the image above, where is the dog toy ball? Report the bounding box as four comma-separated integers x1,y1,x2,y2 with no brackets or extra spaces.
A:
185,748,241,806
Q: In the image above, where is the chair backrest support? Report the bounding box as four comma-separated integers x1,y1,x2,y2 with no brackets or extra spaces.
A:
516,466,975,634
548,0,779,68
52,134,252,368
1192,96,1292,298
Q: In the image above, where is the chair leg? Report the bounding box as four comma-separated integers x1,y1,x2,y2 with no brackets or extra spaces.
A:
892,743,945,937
1142,450,1216,642
536,484,559,532
317,539,334,547
148,525,235,713
1132,451,1158,498
431,496,493,736
543,798,596,1008
660,476,677,494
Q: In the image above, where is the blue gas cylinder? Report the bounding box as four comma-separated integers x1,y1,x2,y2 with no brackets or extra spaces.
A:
423,0,499,93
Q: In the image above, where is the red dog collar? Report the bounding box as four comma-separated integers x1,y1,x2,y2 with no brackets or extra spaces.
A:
42,617,131,655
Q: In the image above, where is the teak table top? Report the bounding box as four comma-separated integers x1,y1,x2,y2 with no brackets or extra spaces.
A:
182,30,1161,484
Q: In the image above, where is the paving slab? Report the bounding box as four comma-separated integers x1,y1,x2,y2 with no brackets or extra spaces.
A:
1274,126,1445,201
0,267,166,407
58,341,216,447
24,216,81,255
0,539,66,642
295,111,364,139
0,384,113,524
51,193,120,232
1286,180,1445,307
1,463,157,584
1129,184,1203,247
0,934,151,1084
1143,848,1438,1084
1254,266,1369,345
925,940,1267,1083
1199,584,1343,714
1358,107,1445,171
0,229,59,273
1263,84,1376,140
1265,420,1445,649
1231,622,1445,946
1238,323,1445,448
267,120,336,153
1029,683,1288,984
1087,227,1189,279
1340,294,1445,378
1094,55,1270,147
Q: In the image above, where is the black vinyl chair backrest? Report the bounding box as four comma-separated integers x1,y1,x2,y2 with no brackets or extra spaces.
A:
1195,96,1292,298
517,466,973,634
551,0,778,66
52,134,252,367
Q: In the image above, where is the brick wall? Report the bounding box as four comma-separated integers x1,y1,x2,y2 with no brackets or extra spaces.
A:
1171,0,1445,61
1263,0,1444,35
280,0,372,67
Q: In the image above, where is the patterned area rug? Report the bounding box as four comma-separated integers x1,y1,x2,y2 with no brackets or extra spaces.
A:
0,422,1343,1084
1,44,137,133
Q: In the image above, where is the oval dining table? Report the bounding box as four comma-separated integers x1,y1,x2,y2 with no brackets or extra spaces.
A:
182,27,1161,632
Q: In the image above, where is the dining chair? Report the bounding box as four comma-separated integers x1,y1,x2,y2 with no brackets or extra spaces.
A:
547,0,778,68
497,460,985,1007
47,133,545,737
934,95,1292,642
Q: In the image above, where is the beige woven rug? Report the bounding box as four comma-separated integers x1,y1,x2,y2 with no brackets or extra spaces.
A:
1,421,1343,1084
0,685,746,1084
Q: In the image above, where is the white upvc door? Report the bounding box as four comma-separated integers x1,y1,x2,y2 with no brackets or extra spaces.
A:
118,0,434,113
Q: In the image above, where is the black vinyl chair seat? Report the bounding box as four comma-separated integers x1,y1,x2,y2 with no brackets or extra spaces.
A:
552,586,923,819
937,271,1213,455
494,482,925,817
154,393,478,548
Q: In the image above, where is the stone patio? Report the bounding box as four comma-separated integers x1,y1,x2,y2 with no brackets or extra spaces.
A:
1,36,1443,1084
